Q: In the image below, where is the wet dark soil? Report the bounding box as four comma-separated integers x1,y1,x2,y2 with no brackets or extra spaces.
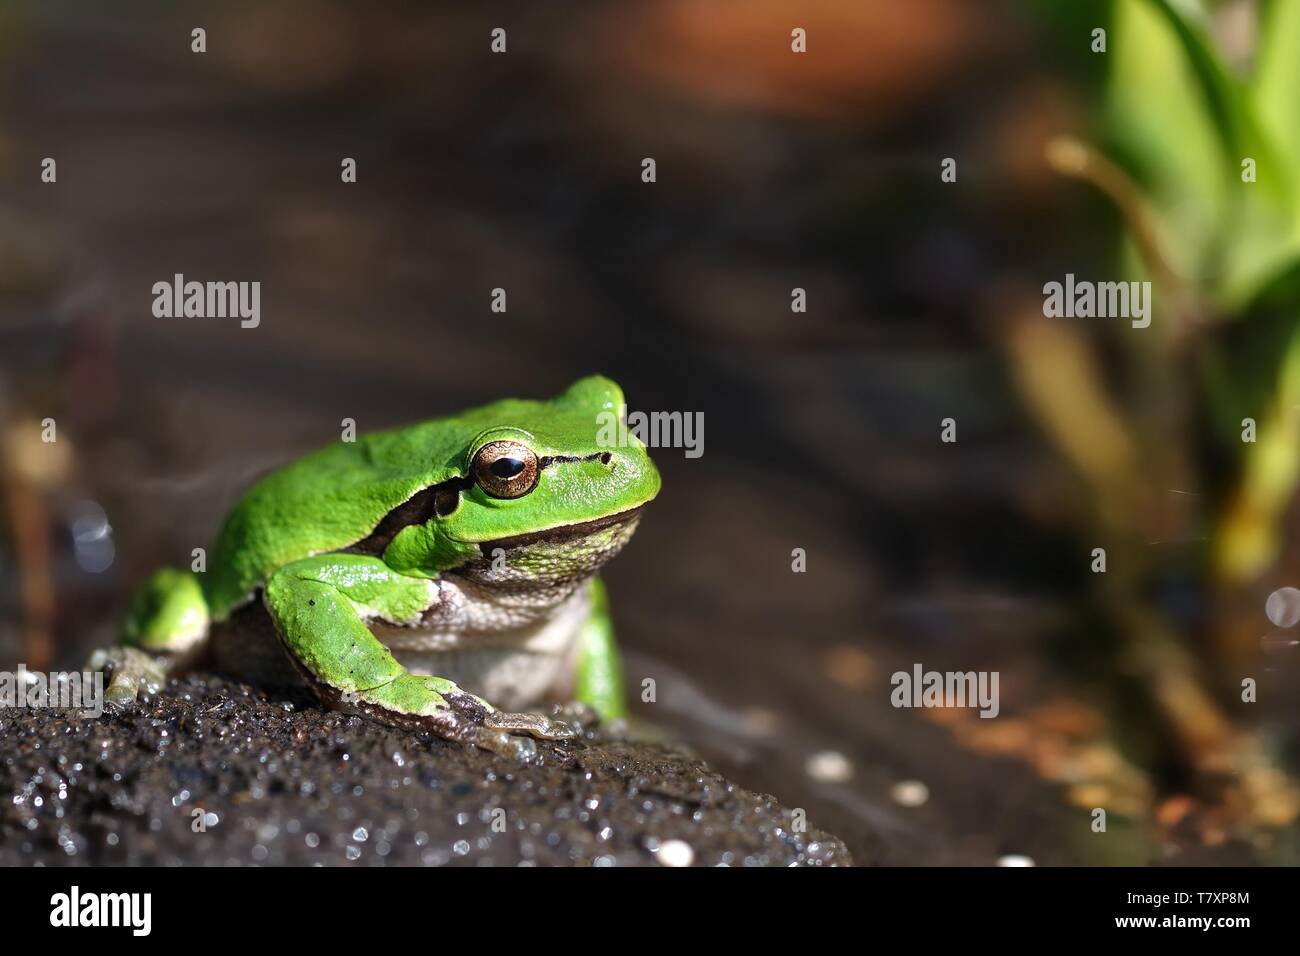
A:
0,674,850,866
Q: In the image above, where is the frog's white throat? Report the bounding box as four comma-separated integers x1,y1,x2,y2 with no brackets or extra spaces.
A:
460,506,644,590
412,507,642,630
376,509,643,709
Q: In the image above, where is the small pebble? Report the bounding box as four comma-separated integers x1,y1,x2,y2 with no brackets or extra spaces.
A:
891,780,929,807
805,750,853,783
655,839,695,868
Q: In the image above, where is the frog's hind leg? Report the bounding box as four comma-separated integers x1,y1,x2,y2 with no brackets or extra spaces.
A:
123,567,210,652
91,567,210,703
573,578,627,721
262,554,575,757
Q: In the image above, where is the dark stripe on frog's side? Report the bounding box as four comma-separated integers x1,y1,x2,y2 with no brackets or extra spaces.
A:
346,452,615,556
345,478,467,556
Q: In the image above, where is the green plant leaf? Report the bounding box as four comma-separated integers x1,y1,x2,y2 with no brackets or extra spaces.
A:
1108,0,1295,309
1251,0,1300,263
1145,0,1300,308
1146,0,1277,168
1108,0,1230,280
1253,0,1300,176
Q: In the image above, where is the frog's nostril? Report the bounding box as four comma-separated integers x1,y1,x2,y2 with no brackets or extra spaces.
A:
599,452,612,466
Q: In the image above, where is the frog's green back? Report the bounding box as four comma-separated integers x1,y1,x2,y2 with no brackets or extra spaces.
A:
206,424,447,617
204,377,627,618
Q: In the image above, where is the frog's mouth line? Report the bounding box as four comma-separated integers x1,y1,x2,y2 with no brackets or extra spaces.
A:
472,504,645,553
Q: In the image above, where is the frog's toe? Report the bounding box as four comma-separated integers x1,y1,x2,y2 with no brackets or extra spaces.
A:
470,727,539,761
441,691,576,748
482,708,577,742
86,646,167,707
420,704,540,760
553,700,601,730
104,675,140,708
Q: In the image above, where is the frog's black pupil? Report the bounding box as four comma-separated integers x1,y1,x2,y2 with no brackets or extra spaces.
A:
491,457,525,479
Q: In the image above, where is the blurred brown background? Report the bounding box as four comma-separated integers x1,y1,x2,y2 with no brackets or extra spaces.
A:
1,0,1296,865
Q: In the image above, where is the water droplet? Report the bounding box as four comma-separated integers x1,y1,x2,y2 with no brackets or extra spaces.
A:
68,500,115,573
1265,587,1300,627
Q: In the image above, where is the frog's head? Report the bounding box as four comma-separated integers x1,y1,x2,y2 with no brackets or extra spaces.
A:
389,376,660,584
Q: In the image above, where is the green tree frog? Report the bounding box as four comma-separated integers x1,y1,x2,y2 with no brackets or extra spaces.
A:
94,376,659,757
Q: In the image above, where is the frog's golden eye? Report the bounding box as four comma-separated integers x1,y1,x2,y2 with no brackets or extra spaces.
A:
472,440,540,499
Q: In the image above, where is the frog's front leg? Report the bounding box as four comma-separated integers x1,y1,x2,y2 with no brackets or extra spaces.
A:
263,554,574,757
